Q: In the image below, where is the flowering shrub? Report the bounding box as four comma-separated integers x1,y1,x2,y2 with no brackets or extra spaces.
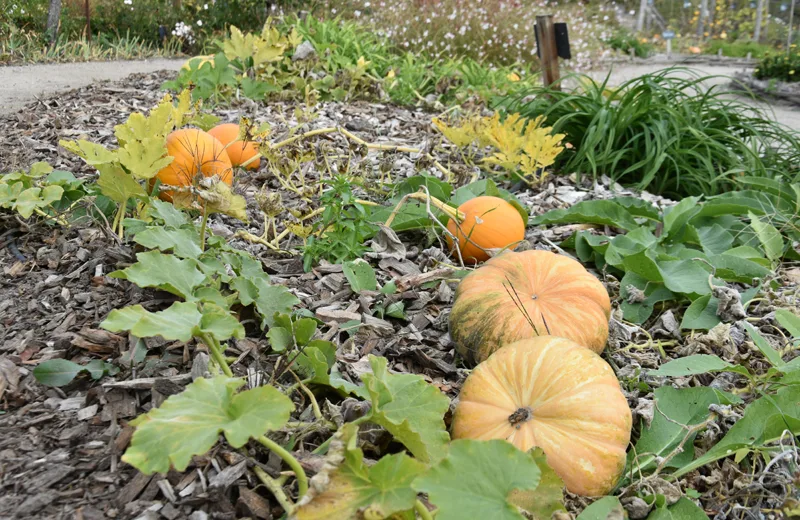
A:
321,0,617,70
754,50,800,83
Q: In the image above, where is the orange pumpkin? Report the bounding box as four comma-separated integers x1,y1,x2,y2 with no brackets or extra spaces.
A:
208,123,260,170
152,128,233,202
452,336,632,496
449,249,610,366
445,196,525,263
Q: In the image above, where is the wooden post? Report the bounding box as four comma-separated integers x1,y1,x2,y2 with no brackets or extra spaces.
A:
535,15,560,90
84,0,91,42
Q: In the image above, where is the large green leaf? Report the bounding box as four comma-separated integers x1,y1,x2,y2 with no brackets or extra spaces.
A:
110,251,207,300
123,376,293,474
507,449,566,520
646,498,709,520
414,439,541,520
101,301,244,342
673,384,800,478
134,227,203,259
147,198,191,228
708,253,770,284
776,309,800,338
680,295,721,330
748,211,784,261
743,322,784,367
629,387,742,475
663,196,700,239
59,139,118,165
117,138,174,179
657,259,712,297
575,496,624,520
362,356,450,463
33,358,118,387
293,424,424,520
648,354,750,378
531,200,639,230
694,224,734,255
251,276,301,328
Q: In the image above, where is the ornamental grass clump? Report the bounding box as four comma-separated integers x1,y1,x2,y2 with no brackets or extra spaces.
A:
498,68,800,198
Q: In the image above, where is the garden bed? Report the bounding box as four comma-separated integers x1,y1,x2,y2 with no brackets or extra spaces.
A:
2,60,800,520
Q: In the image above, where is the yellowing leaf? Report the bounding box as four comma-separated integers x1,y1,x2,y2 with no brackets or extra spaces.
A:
114,94,175,145
117,138,173,179
433,117,480,148
59,139,118,166
96,163,147,204
293,424,425,520
195,180,248,222
508,449,566,520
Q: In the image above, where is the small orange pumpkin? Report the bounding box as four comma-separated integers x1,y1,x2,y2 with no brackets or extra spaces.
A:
208,123,260,170
452,336,632,496
445,196,525,263
152,128,233,202
449,249,610,366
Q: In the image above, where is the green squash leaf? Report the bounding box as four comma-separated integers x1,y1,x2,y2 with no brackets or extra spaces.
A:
123,376,293,474
362,355,450,463
414,439,541,520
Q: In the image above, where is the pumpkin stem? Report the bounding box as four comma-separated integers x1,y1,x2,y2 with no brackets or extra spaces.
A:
508,407,533,428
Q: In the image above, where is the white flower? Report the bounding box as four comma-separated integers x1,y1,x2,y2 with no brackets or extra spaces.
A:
204,3,208,8
196,20,203,26
355,10,361,17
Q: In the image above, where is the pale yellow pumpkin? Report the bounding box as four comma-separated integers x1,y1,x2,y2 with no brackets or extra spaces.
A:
449,249,611,366
451,336,632,496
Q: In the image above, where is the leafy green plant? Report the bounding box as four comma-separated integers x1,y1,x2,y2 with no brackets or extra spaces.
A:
623,320,800,487
497,68,800,198
705,39,773,59
164,17,542,108
755,50,800,83
302,175,378,271
0,162,73,221
604,30,653,58
531,189,798,325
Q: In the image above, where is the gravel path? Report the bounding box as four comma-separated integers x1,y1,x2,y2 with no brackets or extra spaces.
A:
0,58,183,114
1,57,798,132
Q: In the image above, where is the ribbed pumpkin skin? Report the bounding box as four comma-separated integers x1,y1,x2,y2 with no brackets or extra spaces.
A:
449,249,610,366
208,123,260,170
452,336,632,496
153,129,233,202
445,196,525,264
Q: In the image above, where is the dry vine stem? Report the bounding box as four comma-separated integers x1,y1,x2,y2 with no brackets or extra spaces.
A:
249,125,456,181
